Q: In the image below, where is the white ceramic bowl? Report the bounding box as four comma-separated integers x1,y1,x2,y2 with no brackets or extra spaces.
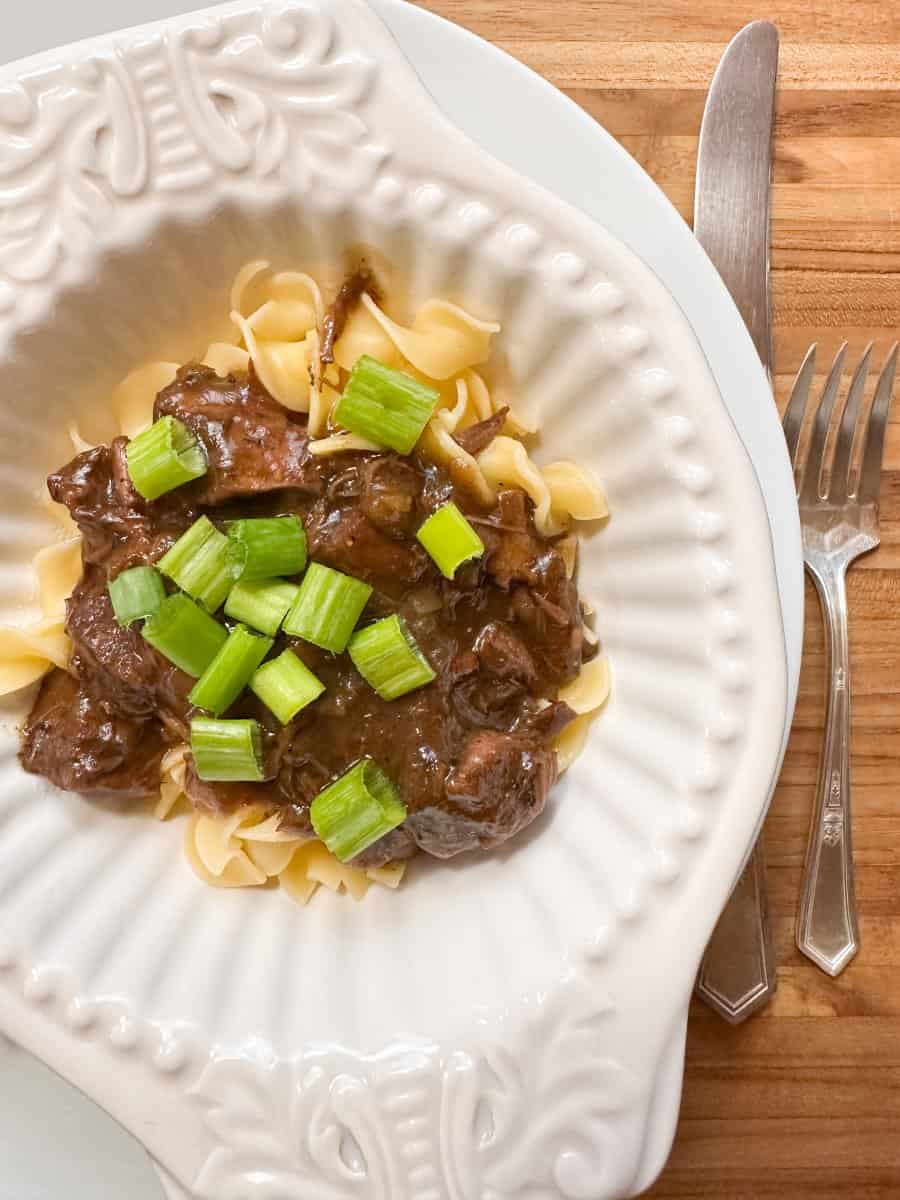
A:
0,1,787,1195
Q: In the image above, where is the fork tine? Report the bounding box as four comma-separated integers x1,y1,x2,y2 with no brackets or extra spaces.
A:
856,342,898,505
798,342,848,503
782,343,816,467
830,343,873,499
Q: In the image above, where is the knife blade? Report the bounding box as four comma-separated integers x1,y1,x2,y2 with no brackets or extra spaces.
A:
694,21,778,376
692,21,780,1024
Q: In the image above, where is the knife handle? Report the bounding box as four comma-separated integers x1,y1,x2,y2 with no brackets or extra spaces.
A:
695,840,777,1022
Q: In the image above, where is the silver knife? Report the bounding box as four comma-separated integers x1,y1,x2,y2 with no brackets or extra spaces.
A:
693,21,780,1023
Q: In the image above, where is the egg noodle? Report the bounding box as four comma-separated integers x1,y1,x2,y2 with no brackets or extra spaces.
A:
0,262,610,902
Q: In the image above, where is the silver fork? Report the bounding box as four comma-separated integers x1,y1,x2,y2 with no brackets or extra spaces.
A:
783,340,898,976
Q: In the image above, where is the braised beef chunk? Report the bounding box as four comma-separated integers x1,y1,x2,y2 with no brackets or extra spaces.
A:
66,567,160,718
478,489,545,587
408,731,557,858
450,674,528,733
154,365,325,505
182,758,272,816
21,668,164,800
48,443,146,568
350,826,418,868
475,621,536,684
28,358,590,866
305,502,428,590
510,573,582,685
320,267,376,367
516,701,576,740
454,408,508,457
48,440,193,575
359,456,421,537
277,746,331,826
66,566,193,725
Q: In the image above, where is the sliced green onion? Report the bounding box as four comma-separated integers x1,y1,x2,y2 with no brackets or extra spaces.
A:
333,355,439,455
227,516,307,582
126,416,207,500
157,516,232,612
142,593,227,677
188,624,273,716
250,650,325,724
283,562,372,653
190,717,264,782
311,759,407,862
416,502,485,579
224,578,300,637
107,565,165,627
349,614,436,700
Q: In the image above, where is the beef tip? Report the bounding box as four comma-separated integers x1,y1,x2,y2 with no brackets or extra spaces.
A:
107,442,188,571
154,364,325,505
447,649,478,682
437,561,486,623
359,455,421,538
350,825,417,869
450,676,526,732
326,463,363,502
67,567,159,718
419,460,455,513
454,408,508,457
355,740,449,868
109,436,141,509
279,684,453,866
320,266,376,366
20,668,164,800
515,700,576,740
66,566,192,723
276,744,331,822
305,502,428,590
407,730,557,857
510,570,583,686
474,621,536,684
475,489,583,684
277,805,315,838
182,757,272,816
48,440,192,572
479,489,545,588
48,443,147,568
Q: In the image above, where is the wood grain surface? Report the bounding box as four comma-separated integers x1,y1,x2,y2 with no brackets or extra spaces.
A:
411,2,900,1194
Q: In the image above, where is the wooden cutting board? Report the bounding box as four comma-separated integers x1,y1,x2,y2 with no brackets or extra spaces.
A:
413,2,900,1194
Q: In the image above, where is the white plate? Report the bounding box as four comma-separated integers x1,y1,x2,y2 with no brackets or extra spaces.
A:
0,2,797,1197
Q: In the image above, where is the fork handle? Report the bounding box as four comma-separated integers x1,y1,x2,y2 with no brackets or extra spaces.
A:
798,563,859,975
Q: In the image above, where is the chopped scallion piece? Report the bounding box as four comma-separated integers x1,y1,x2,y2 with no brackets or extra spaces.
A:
190,717,264,782
250,650,324,724
126,415,207,500
224,577,300,637
107,565,165,627
188,624,273,716
416,502,485,579
348,614,436,700
310,759,406,862
283,562,372,653
157,516,232,612
227,516,307,582
142,593,228,677
333,355,439,454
